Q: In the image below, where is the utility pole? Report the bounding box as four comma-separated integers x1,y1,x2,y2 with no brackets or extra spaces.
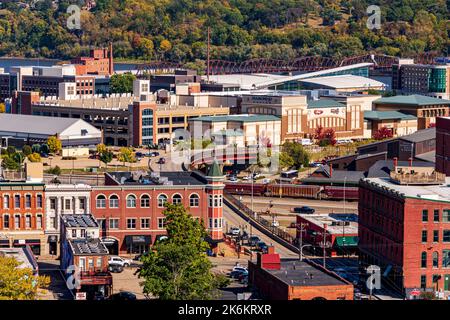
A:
322,224,328,269
343,176,347,257
207,26,211,83
298,222,309,261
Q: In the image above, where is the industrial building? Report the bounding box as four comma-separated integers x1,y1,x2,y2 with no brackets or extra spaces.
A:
436,117,450,176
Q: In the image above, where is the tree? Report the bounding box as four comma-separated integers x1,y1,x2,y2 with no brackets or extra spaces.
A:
46,136,62,154
96,143,107,155
1,156,19,170
32,144,41,153
0,255,49,300
279,152,295,170
40,144,50,154
281,141,310,169
45,165,61,176
137,204,228,300
110,73,136,94
99,149,113,168
373,126,394,140
315,126,337,146
6,146,15,155
22,145,32,156
118,147,135,165
27,153,42,162
0,103,5,113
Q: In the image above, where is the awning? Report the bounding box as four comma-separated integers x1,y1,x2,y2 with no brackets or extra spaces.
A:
125,235,151,246
335,236,358,247
101,237,118,245
13,239,41,246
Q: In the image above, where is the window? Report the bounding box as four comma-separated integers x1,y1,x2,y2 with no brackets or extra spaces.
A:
50,217,56,229
444,230,450,242
96,258,102,268
434,210,440,222
189,194,199,207
88,259,94,269
109,195,119,208
81,229,86,238
65,199,71,210
140,195,150,208
126,195,137,208
3,195,9,209
14,195,20,208
79,198,86,210
3,215,9,228
97,219,106,231
25,195,31,208
158,218,166,229
72,229,77,238
109,219,119,229
422,210,428,222
50,198,56,210
14,214,21,229
127,218,136,229
421,252,427,268
79,258,86,271
443,210,450,222
25,215,31,228
36,215,42,229
422,230,427,243
36,195,42,208
443,250,450,267
420,275,427,289
158,194,168,208
96,195,106,208
172,194,182,205
141,218,150,229
433,230,439,242
433,252,439,268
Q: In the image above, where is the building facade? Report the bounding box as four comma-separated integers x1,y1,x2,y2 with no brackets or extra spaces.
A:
436,117,450,176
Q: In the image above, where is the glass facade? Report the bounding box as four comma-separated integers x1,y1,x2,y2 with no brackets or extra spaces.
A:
142,109,154,145
429,68,447,93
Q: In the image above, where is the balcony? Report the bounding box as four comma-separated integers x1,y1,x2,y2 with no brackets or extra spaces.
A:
79,270,113,285
390,171,446,185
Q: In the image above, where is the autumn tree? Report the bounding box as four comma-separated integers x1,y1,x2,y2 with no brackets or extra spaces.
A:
137,204,229,300
118,147,135,165
373,126,394,140
315,126,337,146
27,153,42,163
46,136,62,154
0,103,5,113
0,255,50,300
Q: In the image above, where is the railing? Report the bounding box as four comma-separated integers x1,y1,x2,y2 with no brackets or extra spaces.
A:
390,171,446,185
224,191,296,245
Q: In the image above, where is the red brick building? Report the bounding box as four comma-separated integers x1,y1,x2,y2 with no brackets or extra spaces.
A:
436,117,450,176
248,247,354,300
359,170,450,298
90,165,224,255
71,44,114,76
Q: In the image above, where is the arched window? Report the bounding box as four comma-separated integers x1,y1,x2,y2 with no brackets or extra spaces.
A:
421,251,427,268
109,195,119,208
96,195,106,208
126,195,137,208
172,194,182,205
189,194,199,207
3,195,9,209
433,251,439,268
157,194,168,208
141,194,150,208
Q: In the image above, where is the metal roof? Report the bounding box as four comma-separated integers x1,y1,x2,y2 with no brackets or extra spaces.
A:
190,114,281,123
308,99,346,109
399,127,435,143
61,214,99,228
70,238,109,255
300,75,385,89
374,94,450,106
364,110,417,121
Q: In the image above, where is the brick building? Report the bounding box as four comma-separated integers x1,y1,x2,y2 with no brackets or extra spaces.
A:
90,163,224,255
248,247,354,300
359,167,450,298
71,43,114,76
436,117,450,176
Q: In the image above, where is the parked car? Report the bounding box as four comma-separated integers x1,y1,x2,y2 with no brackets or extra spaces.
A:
147,151,160,157
108,256,132,267
229,176,238,182
256,241,268,253
157,157,166,164
248,235,261,246
135,152,143,157
242,176,251,181
261,178,271,184
230,227,240,236
108,263,124,273
232,266,248,273
291,206,316,214
110,291,137,301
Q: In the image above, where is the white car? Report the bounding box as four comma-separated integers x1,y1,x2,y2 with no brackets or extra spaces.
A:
232,266,248,273
108,256,132,267
262,178,271,184
230,227,241,236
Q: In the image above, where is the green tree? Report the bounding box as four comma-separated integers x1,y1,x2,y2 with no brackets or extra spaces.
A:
6,146,15,155
1,156,19,170
110,73,136,94
99,149,114,168
22,145,32,156
281,141,310,169
279,152,295,170
0,255,50,300
32,144,41,153
137,204,228,299
40,144,50,154
46,136,62,154
45,165,61,176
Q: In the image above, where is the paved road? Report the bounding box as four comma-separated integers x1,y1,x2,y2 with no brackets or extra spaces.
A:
222,205,298,259
37,260,74,300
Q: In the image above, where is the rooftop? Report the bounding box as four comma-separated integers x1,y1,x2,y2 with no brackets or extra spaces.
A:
0,247,38,272
361,177,450,203
190,114,281,123
300,75,385,89
399,127,435,143
265,259,350,287
364,110,417,121
374,94,450,106
61,214,99,228
367,159,435,178
106,171,206,186
298,213,358,235
69,238,109,256
307,99,346,109
302,165,365,184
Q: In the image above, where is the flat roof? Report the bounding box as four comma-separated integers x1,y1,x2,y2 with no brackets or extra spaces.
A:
201,74,285,90
61,214,99,228
374,94,450,106
308,99,346,109
298,213,358,234
367,159,435,178
70,238,109,255
300,75,385,89
0,247,38,272
106,171,206,186
190,114,281,123
362,177,450,203
364,110,417,121
265,259,350,287
399,127,435,143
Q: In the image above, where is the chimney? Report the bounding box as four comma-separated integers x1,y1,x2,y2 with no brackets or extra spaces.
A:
108,42,114,75
408,157,413,168
393,157,398,168
267,246,275,255
329,165,333,177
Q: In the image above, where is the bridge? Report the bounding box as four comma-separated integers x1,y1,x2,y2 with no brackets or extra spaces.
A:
135,52,439,76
